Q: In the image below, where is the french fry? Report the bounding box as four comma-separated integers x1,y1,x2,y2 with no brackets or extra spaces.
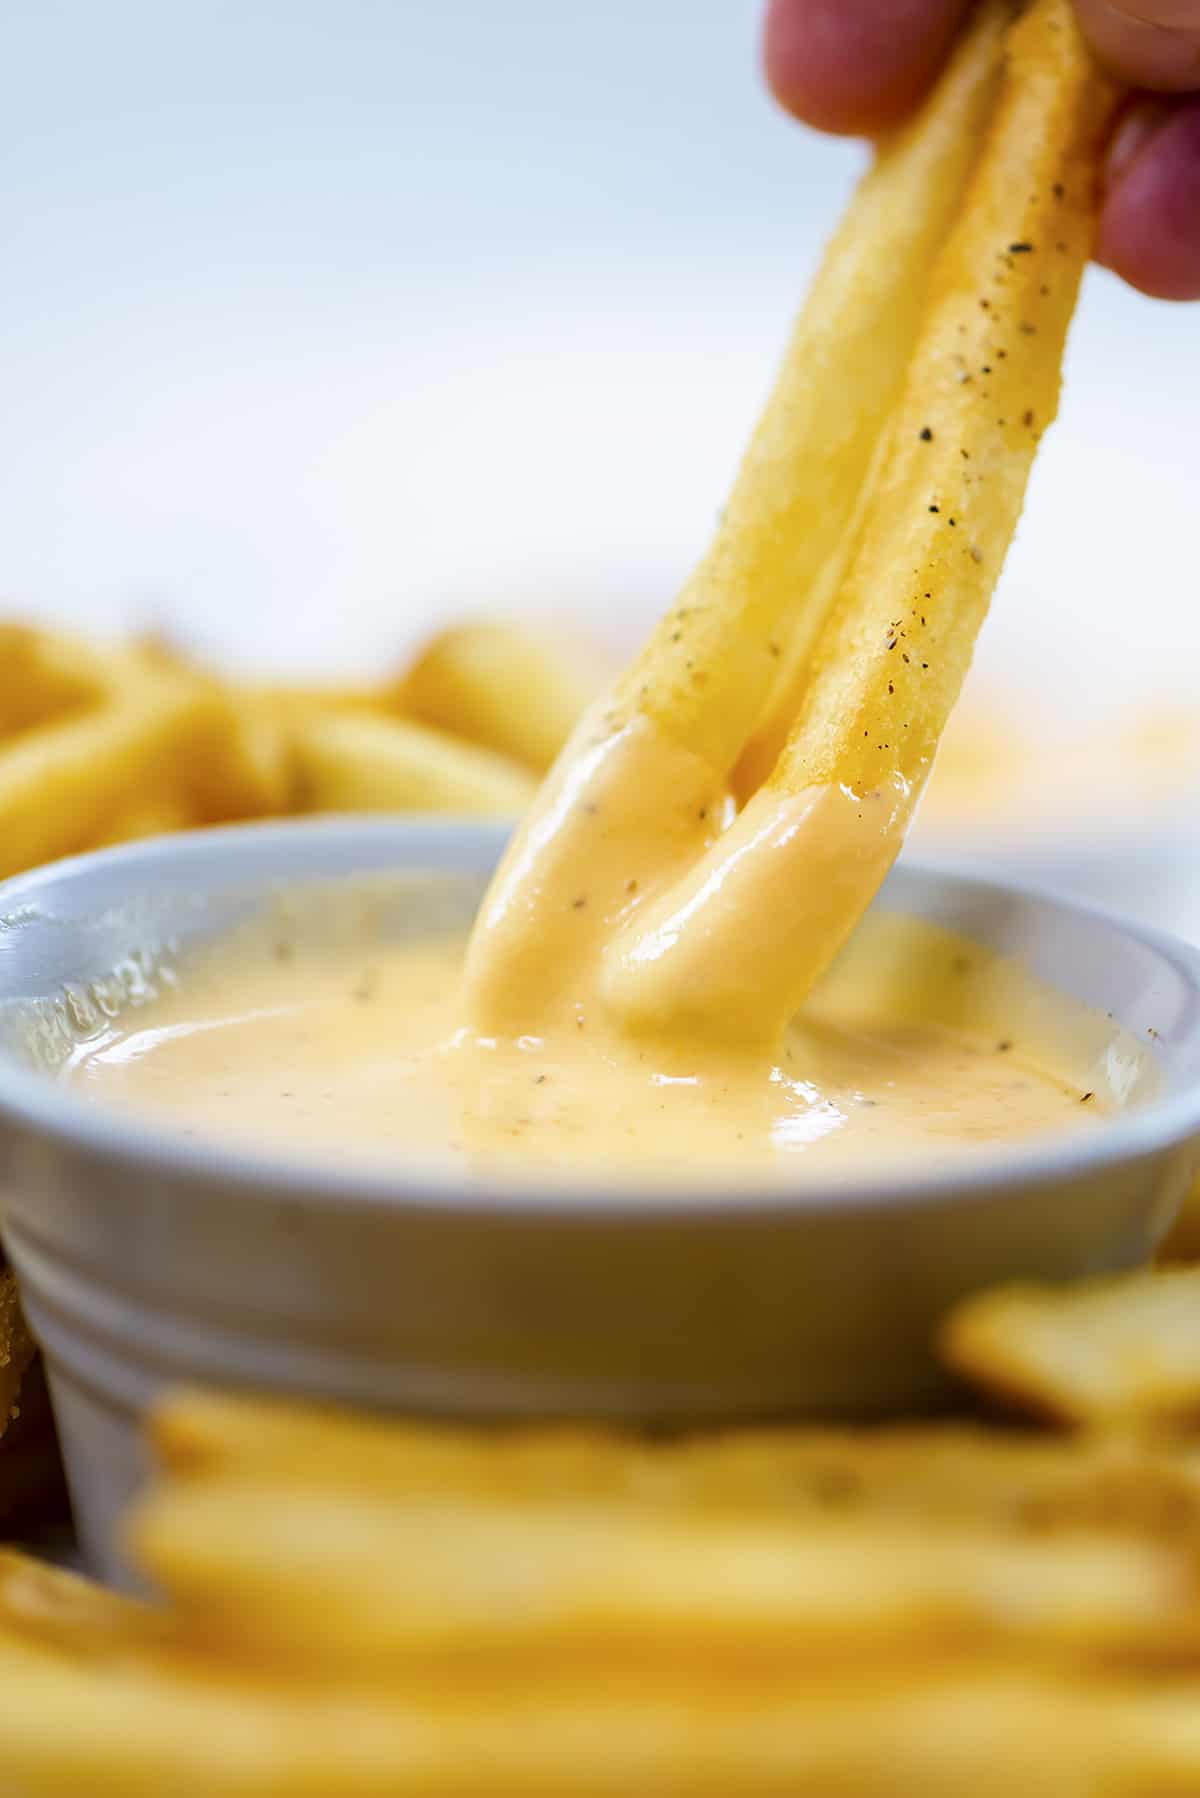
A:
942,1266,1200,1428
601,0,1121,1038
1161,1174,1200,1265
0,1550,161,1661
92,792,201,848
291,711,536,817
249,681,380,717
0,626,307,879
0,625,111,738
130,637,361,818
19,1391,1200,1792
399,621,609,773
465,1,1122,1043
5,1642,1200,1798
768,0,1114,807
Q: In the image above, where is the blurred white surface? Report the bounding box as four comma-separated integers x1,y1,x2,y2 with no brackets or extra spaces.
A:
3,1,1198,926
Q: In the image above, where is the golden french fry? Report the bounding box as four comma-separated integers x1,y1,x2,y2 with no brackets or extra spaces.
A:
399,621,609,774
1161,1174,1200,1266
602,0,1120,1040
0,671,219,879
0,629,291,856
465,7,1013,1034
181,695,297,824
150,1390,611,1485
132,1475,1194,1667
291,710,536,817
148,1390,1200,1547
942,1266,1200,1427
0,1272,34,1438
615,4,1010,780
5,1647,1200,1798
0,1550,160,1660
0,628,294,838
467,2,1121,1044
134,638,341,821
769,1,1114,807
0,617,552,881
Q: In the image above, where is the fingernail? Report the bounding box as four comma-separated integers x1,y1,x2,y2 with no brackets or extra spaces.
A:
1106,97,1173,186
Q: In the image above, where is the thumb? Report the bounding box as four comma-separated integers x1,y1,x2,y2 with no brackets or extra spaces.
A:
1073,0,1200,91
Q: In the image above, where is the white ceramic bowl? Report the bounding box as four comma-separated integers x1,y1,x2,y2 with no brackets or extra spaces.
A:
1,817,1200,1583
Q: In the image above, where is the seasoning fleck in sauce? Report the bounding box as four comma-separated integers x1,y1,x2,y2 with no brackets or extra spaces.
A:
64,885,1119,1187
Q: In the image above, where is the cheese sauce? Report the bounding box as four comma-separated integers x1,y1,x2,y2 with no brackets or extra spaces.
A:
64,893,1112,1186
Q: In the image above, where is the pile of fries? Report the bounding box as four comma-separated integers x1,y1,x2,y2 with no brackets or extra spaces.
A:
0,1263,1198,1793
0,618,605,884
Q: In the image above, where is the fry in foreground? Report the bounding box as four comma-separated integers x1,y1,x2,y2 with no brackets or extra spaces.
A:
466,0,1122,1049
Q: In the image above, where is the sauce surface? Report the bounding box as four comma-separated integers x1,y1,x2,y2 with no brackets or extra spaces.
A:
64,896,1112,1186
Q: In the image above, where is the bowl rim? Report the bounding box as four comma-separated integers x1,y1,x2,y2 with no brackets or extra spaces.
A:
0,814,1199,1221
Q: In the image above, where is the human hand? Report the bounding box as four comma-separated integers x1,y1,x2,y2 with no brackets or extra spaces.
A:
763,0,1200,298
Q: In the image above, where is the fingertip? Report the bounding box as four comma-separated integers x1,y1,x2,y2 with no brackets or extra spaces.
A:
763,0,973,138
1097,100,1200,300
1073,0,1200,95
